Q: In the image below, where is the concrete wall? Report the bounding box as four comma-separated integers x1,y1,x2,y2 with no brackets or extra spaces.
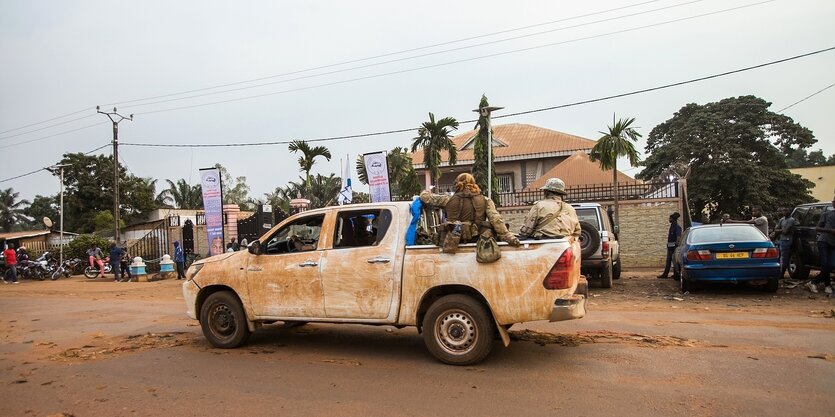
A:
498,198,681,268
790,165,835,202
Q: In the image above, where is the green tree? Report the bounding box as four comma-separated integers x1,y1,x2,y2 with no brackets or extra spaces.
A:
66,234,110,260
0,188,30,232
273,174,342,209
92,210,125,233
786,148,835,168
410,112,459,189
471,95,500,205
638,96,816,219
56,153,156,233
590,115,642,226
288,140,332,189
213,163,251,210
156,179,203,209
356,147,423,200
23,194,59,228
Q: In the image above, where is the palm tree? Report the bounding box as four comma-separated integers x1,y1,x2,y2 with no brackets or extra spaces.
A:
0,188,30,232
589,115,642,227
156,179,203,209
410,112,459,189
288,140,332,188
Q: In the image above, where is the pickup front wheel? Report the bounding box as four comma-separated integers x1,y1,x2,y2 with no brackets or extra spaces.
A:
200,291,251,349
423,295,495,365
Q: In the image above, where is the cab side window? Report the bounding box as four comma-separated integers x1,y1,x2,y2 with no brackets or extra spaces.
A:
803,205,823,227
264,215,324,254
333,209,392,248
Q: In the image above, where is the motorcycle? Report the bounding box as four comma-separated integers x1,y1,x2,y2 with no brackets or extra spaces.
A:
57,258,83,278
84,256,112,279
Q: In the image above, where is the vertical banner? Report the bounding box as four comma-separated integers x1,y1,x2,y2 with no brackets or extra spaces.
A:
337,155,352,205
363,151,391,203
200,167,225,256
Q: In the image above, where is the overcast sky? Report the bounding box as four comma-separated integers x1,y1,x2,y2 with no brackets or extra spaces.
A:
1,0,833,205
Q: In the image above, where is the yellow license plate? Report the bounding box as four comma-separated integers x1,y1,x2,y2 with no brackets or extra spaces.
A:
716,252,749,259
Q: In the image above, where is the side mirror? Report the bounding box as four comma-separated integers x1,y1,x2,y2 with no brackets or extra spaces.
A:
248,240,262,255
613,225,620,234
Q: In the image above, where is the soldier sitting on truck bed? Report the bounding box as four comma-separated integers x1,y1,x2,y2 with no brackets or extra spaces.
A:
520,177,581,240
420,173,520,247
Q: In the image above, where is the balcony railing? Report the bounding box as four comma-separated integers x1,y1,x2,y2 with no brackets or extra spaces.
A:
496,181,678,207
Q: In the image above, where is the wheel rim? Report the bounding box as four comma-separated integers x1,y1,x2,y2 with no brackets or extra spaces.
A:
788,255,797,276
434,309,477,355
208,303,237,340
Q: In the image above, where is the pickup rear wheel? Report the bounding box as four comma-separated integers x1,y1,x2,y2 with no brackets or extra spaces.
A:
200,291,251,349
423,295,495,365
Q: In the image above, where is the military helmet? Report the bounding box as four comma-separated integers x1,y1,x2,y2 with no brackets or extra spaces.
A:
539,177,567,195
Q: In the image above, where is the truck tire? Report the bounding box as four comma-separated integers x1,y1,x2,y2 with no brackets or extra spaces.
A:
200,291,251,349
788,250,809,280
578,221,600,259
599,260,613,288
423,294,495,365
612,260,621,280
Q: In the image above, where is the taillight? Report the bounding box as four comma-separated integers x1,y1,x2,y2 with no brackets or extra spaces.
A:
686,250,711,261
543,249,573,290
752,248,779,258
601,241,610,259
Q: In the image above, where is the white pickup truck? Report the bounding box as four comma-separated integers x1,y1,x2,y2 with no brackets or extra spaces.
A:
182,202,587,365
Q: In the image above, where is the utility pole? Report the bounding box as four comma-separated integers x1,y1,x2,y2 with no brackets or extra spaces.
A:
97,106,132,243
47,164,71,265
473,105,503,200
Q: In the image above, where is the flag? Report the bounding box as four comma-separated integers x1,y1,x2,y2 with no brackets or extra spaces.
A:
337,155,352,205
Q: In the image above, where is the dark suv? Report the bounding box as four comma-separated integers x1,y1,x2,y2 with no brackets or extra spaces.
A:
788,201,833,280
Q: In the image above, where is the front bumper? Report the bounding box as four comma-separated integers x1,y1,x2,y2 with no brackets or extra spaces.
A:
549,294,587,322
182,279,200,320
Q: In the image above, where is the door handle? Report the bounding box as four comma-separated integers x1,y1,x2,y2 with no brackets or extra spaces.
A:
298,260,318,267
366,257,391,264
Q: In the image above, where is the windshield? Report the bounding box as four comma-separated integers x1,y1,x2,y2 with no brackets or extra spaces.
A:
688,226,767,243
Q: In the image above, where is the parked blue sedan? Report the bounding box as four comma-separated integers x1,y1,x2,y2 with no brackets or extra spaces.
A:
672,224,780,292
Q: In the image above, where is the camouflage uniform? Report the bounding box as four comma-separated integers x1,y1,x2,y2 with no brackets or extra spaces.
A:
420,190,520,246
520,178,581,239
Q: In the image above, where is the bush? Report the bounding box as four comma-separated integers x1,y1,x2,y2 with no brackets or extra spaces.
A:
67,234,110,260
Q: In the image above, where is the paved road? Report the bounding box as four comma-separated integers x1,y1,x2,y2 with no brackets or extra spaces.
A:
0,276,833,417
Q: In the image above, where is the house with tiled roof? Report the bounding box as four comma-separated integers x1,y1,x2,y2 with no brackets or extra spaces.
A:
411,123,634,193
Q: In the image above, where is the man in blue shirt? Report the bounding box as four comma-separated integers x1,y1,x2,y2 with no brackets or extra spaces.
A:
174,240,186,280
109,243,124,282
658,212,682,279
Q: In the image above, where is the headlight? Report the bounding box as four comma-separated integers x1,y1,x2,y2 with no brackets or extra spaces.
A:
186,263,203,281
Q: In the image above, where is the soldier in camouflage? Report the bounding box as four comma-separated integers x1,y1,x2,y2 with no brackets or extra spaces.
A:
420,173,520,246
520,178,581,240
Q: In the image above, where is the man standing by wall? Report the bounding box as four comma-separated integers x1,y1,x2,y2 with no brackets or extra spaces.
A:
774,207,797,279
3,243,19,284
808,197,835,294
173,240,186,280
658,212,682,279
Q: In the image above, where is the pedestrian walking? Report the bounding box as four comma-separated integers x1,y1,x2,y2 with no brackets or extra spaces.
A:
519,178,581,240
109,242,124,282
807,196,835,294
658,212,682,279
3,243,19,284
120,246,132,281
774,207,797,279
173,240,186,280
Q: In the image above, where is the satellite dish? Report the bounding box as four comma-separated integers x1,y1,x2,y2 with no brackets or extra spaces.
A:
43,217,53,228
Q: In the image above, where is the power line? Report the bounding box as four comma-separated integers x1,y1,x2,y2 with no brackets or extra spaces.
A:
0,143,110,184
0,114,97,142
133,0,778,116
0,122,106,151
121,0,708,110
103,0,669,108
0,107,92,136
777,82,835,112
120,45,835,149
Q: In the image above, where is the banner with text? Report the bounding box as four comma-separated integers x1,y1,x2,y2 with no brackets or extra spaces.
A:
363,151,391,203
200,167,225,256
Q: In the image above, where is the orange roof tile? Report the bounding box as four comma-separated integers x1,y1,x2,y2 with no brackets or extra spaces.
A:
411,123,595,168
524,151,637,190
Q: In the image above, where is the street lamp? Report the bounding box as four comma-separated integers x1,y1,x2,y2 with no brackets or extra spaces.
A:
472,105,503,199
46,163,70,265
